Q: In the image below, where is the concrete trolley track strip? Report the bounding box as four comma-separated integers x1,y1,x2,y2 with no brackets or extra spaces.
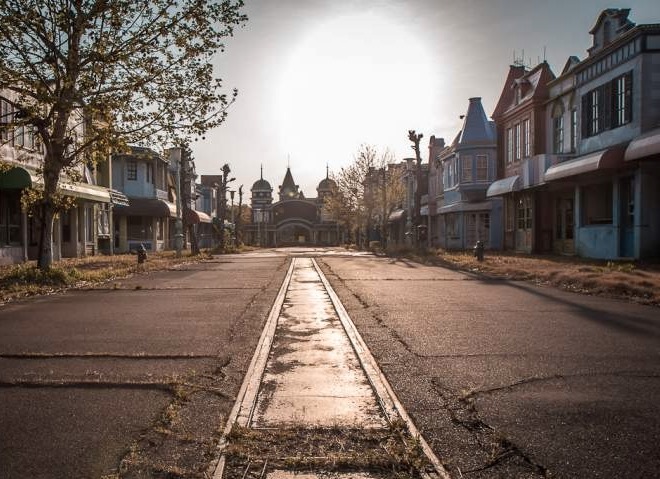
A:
208,257,450,479
313,259,450,479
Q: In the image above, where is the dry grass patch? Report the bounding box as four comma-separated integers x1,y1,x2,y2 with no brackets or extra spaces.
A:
0,251,210,304
393,248,660,306
223,423,432,479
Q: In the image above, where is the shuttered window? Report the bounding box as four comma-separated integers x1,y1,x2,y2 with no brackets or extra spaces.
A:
581,71,632,137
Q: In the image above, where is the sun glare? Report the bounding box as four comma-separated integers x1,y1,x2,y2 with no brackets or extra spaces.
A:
275,12,438,167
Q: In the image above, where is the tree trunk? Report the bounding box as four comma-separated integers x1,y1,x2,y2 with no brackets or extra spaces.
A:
37,201,55,270
188,223,200,255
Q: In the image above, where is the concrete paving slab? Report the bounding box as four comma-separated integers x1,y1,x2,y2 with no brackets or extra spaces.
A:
251,258,386,429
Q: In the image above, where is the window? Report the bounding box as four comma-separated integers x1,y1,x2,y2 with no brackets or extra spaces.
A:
515,123,521,161
582,182,612,225
146,162,154,184
553,116,564,154
476,155,488,181
590,89,601,135
0,191,21,246
517,195,532,230
461,156,472,182
523,119,531,158
507,128,513,164
446,213,458,237
1,98,12,142
582,71,632,137
127,160,137,181
14,125,24,147
570,108,578,152
127,216,153,241
613,73,632,127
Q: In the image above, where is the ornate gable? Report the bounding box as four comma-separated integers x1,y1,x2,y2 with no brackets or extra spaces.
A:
588,8,635,56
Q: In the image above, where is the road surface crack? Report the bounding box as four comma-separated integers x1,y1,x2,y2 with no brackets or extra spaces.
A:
431,378,549,477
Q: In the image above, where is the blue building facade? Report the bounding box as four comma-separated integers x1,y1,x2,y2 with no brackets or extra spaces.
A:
543,9,660,259
435,97,502,250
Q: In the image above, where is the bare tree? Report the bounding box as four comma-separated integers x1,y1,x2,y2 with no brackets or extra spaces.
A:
324,144,401,247
408,130,424,247
0,0,247,269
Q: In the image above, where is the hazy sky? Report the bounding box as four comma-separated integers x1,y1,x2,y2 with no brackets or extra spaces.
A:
190,0,659,198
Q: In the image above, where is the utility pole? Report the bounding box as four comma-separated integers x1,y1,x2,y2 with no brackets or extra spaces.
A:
229,190,235,248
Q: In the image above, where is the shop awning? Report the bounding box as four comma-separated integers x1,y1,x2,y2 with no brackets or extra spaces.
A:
109,189,130,207
0,165,113,202
59,182,111,203
625,128,660,161
184,209,212,224
438,201,492,214
486,175,520,197
544,146,625,182
113,198,177,217
0,166,39,189
388,208,406,223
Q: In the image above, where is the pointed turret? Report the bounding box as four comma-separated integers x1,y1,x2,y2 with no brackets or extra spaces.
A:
457,97,496,147
279,167,299,200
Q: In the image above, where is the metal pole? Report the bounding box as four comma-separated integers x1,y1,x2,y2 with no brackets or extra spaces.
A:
230,190,235,247
169,148,184,257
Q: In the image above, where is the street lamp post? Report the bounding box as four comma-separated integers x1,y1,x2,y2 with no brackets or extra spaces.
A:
230,190,235,247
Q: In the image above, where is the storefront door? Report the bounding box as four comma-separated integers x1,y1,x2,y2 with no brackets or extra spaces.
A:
554,195,574,254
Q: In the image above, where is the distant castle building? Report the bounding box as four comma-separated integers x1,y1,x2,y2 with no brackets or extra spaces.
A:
243,166,340,246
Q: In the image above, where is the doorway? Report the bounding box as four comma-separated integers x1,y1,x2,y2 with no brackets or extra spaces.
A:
554,195,574,254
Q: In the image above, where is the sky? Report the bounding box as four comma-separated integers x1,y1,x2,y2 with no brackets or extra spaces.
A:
190,0,659,198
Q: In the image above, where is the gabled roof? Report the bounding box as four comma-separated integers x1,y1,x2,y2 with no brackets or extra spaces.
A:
561,56,581,75
493,62,555,119
589,8,633,35
492,65,526,119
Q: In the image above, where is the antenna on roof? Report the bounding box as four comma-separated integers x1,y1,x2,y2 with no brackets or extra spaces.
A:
513,49,526,68
543,45,547,62
260,163,263,180
326,163,329,179
287,154,290,169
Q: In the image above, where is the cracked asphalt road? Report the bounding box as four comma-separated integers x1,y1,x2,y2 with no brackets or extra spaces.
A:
317,254,660,478
0,254,289,479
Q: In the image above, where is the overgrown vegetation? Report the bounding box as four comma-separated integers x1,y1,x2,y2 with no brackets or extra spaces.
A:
223,421,432,479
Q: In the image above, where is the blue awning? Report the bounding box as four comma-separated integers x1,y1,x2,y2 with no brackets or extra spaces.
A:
486,175,520,197
544,146,625,182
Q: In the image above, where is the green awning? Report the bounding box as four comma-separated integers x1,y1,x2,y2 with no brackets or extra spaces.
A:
0,165,111,202
0,166,38,189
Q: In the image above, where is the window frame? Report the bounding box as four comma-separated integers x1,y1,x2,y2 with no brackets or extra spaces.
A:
476,155,488,182
127,160,138,181
461,156,472,183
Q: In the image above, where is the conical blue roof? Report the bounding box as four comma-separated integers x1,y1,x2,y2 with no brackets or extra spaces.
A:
457,97,496,146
